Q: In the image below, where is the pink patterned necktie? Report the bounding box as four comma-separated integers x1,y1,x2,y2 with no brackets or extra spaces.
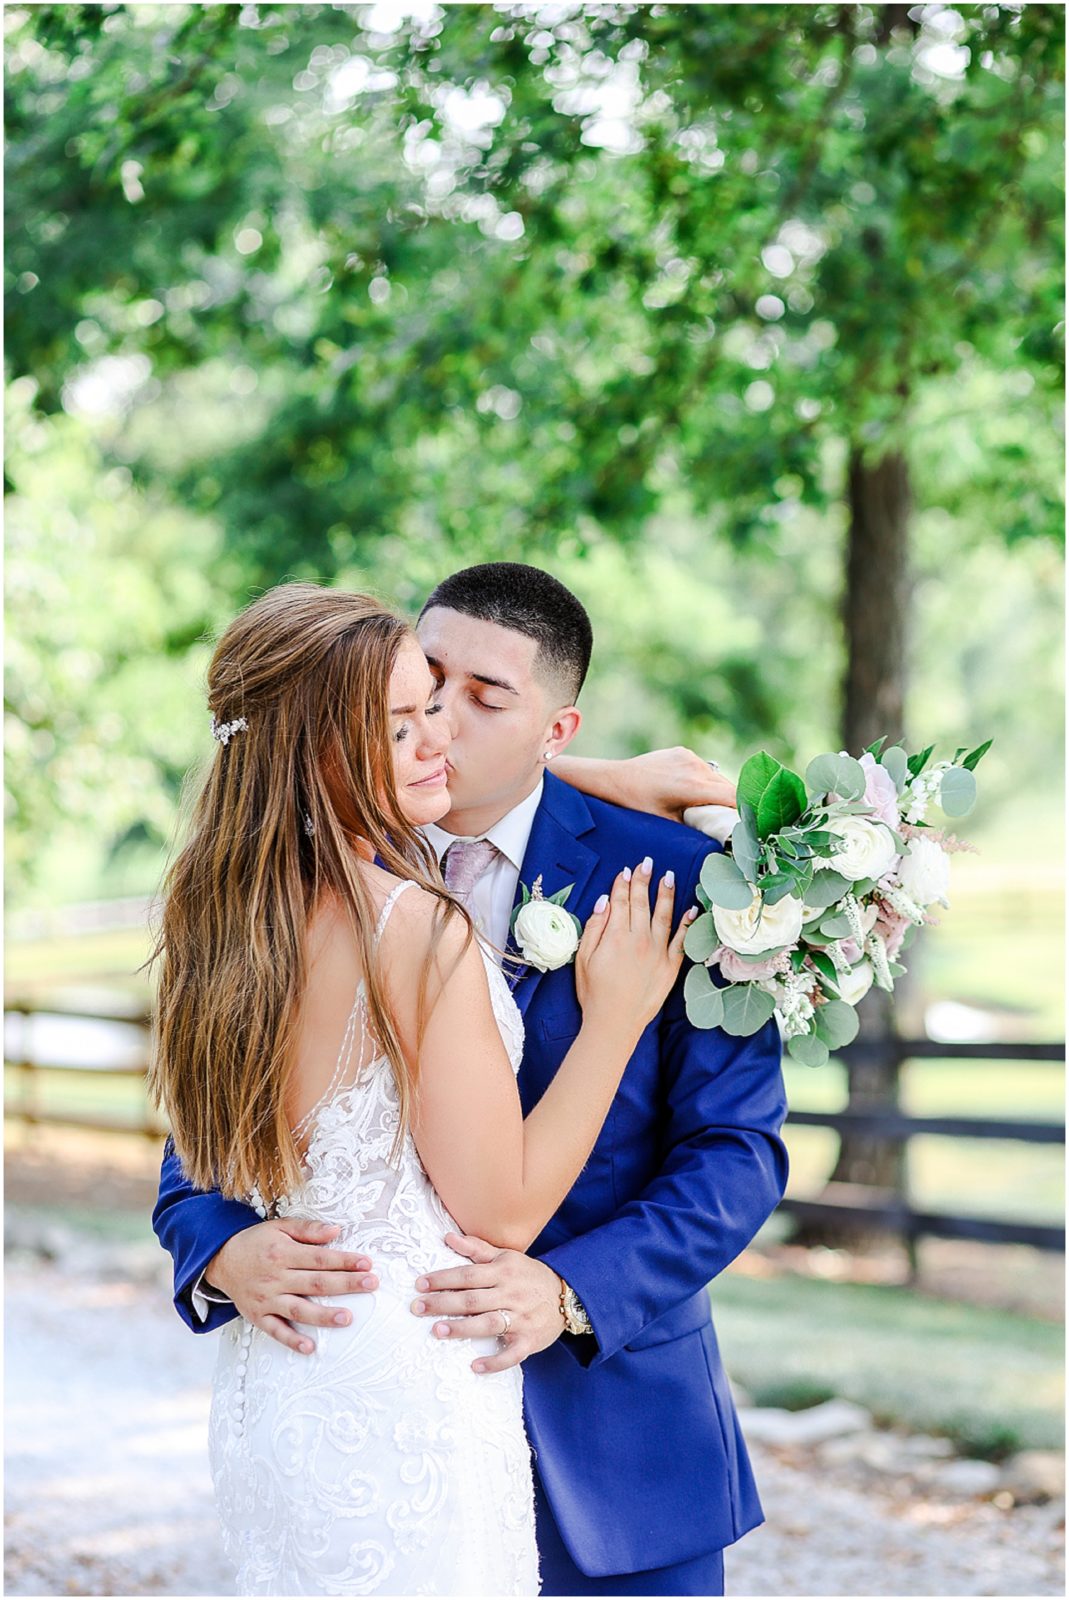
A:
442,837,502,900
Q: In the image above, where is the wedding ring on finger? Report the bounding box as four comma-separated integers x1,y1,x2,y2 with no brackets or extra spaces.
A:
497,1309,512,1338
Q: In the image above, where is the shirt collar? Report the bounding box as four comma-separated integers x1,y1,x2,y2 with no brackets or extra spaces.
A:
422,776,545,872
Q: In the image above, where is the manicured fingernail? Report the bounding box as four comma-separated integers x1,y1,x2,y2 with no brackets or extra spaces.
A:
415,1277,429,1291
473,1361,486,1374
594,894,609,913
664,870,675,888
411,1299,425,1315
333,1310,351,1326
300,1340,314,1354
361,1275,378,1289
434,1323,450,1337
640,856,653,875
685,907,700,921
622,866,632,881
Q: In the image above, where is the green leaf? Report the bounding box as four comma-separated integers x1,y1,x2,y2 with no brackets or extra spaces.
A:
684,965,725,1030
906,743,935,779
695,883,711,912
683,912,719,963
808,950,841,994
700,852,755,909
962,738,993,771
805,752,844,797
787,1032,830,1067
819,912,854,939
790,949,808,972
814,998,860,1049
720,982,777,1037
731,809,762,884
760,873,797,906
879,745,909,793
736,750,783,811
864,736,888,758
547,882,575,907
737,751,808,839
888,961,908,977
940,766,977,817
800,869,854,908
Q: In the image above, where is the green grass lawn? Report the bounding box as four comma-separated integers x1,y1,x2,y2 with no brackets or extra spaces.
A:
710,1269,1064,1458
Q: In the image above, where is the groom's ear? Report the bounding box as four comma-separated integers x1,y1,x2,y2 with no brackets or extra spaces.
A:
544,705,581,759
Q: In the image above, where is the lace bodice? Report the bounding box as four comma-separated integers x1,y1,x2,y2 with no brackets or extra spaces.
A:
209,879,539,1596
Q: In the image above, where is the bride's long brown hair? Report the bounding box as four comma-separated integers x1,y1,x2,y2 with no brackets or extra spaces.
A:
147,581,469,1206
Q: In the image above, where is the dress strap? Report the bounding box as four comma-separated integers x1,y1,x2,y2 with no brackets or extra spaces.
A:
293,878,417,1143
373,877,417,945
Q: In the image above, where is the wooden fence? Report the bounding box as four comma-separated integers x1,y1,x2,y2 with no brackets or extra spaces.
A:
5,1002,1064,1255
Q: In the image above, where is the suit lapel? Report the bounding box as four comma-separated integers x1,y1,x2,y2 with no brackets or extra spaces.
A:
506,773,599,1020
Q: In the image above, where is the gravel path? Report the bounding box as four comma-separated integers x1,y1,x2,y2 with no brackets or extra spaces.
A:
4,1258,1063,1598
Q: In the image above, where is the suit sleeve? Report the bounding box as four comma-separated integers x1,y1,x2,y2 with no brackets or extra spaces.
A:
152,1136,264,1333
537,839,790,1368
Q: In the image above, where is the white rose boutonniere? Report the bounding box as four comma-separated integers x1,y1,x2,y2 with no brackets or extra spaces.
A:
511,874,582,972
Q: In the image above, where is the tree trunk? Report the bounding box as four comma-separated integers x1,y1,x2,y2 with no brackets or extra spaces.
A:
788,441,915,1252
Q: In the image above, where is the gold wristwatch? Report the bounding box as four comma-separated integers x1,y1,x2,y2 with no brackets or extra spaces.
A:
557,1276,593,1336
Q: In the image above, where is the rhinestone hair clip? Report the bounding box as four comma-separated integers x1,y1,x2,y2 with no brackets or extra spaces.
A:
211,714,248,746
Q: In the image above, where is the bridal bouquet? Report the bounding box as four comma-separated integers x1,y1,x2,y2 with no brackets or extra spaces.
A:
681,737,992,1065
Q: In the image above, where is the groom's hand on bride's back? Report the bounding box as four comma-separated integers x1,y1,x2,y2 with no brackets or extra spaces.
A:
205,1217,379,1355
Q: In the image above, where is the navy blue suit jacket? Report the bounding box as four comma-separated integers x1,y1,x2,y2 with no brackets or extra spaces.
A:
152,773,789,1576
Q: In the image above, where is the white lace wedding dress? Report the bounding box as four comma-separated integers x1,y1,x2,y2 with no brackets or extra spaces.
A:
208,880,540,1596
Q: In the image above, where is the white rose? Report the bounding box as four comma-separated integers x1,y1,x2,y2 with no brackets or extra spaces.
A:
816,817,898,883
713,889,805,956
513,899,581,972
836,959,875,1006
897,835,951,908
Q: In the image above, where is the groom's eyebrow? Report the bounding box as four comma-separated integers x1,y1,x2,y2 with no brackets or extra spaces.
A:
422,655,519,696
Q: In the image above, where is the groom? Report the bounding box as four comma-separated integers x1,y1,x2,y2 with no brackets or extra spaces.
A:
153,561,789,1596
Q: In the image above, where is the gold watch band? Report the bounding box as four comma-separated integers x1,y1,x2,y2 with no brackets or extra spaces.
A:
557,1275,594,1336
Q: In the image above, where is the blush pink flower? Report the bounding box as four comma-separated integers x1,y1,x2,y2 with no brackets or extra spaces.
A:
874,913,910,961
712,945,788,983
858,752,901,829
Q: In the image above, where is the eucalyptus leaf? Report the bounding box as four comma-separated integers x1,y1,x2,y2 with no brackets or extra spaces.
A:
804,752,843,797
800,869,853,908
720,982,777,1037
940,765,976,817
787,1032,830,1067
819,912,854,939
684,965,725,1030
879,745,909,793
760,875,798,906
699,852,755,909
814,998,860,1048
683,912,719,963
730,811,761,885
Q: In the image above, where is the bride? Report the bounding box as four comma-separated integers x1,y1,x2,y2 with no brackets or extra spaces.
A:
149,582,695,1597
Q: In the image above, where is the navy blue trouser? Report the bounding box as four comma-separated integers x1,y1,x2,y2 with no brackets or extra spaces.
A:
533,1463,726,1597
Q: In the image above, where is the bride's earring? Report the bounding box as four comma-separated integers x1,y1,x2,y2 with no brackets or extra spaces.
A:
543,751,554,762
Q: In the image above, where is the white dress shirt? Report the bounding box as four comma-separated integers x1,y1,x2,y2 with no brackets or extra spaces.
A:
191,777,547,1322
423,776,545,959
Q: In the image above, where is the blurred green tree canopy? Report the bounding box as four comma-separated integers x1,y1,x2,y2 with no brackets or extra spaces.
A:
4,2,1064,905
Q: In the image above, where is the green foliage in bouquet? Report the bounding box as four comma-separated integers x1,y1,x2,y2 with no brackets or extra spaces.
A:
683,736,992,1063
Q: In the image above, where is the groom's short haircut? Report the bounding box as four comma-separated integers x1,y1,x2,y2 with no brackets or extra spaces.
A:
420,563,593,703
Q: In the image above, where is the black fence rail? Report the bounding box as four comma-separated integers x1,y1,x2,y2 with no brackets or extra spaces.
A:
5,1004,1065,1253
778,1035,1065,1256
